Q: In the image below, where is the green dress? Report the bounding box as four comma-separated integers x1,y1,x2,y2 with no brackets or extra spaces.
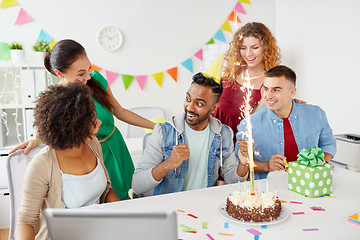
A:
90,70,134,200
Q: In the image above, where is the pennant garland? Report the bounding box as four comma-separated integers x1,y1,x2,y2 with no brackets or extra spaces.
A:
221,20,233,33
214,29,226,42
90,64,102,73
228,11,241,23
2,0,252,90
121,74,134,90
239,0,251,4
0,0,19,8
194,49,203,61
105,70,119,86
181,58,193,73
235,2,247,14
37,29,52,43
135,75,147,90
152,72,164,87
15,8,33,25
166,67,178,82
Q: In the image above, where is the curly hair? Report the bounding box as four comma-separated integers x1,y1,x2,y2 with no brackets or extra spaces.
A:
222,22,281,84
33,82,97,150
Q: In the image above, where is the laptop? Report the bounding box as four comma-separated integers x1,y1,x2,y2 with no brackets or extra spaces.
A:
44,208,178,240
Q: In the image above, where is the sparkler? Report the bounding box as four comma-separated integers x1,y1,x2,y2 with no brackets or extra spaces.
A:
240,70,256,193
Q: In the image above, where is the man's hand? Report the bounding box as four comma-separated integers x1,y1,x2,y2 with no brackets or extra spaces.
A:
152,144,189,181
165,144,190,169
268,154,286,171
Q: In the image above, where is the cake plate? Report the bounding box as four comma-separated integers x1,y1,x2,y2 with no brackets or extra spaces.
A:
218,202,290,226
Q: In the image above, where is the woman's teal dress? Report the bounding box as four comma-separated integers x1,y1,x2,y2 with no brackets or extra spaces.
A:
90,70,134,200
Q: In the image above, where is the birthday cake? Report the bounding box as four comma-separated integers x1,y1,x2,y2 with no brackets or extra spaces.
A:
226,191,281,222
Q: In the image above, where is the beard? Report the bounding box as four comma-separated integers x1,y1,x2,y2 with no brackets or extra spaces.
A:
184,108,212,126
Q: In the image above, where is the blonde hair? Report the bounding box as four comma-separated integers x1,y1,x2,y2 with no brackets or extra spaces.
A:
222,22,281,84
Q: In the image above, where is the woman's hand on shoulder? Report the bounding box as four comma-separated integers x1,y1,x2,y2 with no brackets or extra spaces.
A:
8,139,40,154
294,98,307,104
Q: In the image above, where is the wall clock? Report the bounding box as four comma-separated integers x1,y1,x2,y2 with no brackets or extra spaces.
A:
98,26,123,52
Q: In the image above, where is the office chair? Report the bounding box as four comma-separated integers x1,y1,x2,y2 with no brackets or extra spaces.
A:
7,145,44,240
127,107,165,138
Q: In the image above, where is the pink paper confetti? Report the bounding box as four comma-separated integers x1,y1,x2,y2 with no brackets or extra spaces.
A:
292,212,305,215
346,220,360,228
310,206,325,211
247,228,262,235
290,201,303,204
206,234,215,240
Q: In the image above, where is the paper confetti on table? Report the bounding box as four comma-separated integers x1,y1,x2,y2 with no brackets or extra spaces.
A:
310,206,325,211
179,224,197,233
261,225,267,229
177,210,185,213
347,212,360,228
303,228,319,231
206,234,215,240
290,201,303,204
247,228,262,235
202,222,208,229
218,232,233,236
224,222,229,228
319,194,336,198
280,200,287,203
292,212,305,215
187,213,198,219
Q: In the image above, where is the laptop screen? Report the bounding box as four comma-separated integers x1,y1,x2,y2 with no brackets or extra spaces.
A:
44,208,178,240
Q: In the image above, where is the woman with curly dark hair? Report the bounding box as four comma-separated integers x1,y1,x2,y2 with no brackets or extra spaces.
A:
15,82,120,240
10,39,156,200
212,22,281,142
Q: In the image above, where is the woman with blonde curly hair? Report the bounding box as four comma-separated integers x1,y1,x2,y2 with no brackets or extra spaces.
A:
212,22,281,142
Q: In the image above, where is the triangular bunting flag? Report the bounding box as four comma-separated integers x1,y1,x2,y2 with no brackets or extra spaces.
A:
235,2,246,14
214,30,226,42
135,75,147,90
50,39,57,49
121,74,134,90
38,29,52,43
204,53,223,84
206,38,215,45
90,64,102,72
15,8,33,25
228,11,241,22
105,70,119,85
0,0,19,8
152,72,164,87
238,0,251,4
221,20,233,33
194,49,203,60
181,58,193,73
166,67,178,82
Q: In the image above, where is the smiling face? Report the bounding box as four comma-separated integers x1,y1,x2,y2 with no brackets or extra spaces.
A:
184,83,218,131
56,54,92,85
263,76,296,118
240,36,264,70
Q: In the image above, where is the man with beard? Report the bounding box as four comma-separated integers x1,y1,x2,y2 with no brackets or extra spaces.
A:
132,73,249,196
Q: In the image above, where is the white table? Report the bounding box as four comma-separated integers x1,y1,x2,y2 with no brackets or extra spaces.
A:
104,167,360,240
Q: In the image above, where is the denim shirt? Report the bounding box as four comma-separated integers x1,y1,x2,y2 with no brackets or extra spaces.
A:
132,113,248,195
235,101,336,180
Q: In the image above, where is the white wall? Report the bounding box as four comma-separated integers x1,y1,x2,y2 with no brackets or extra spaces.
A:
0,0,274,135
1,0,357,136
275,0,360,135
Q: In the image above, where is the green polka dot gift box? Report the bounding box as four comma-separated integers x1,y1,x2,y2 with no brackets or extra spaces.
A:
288,147,332,198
